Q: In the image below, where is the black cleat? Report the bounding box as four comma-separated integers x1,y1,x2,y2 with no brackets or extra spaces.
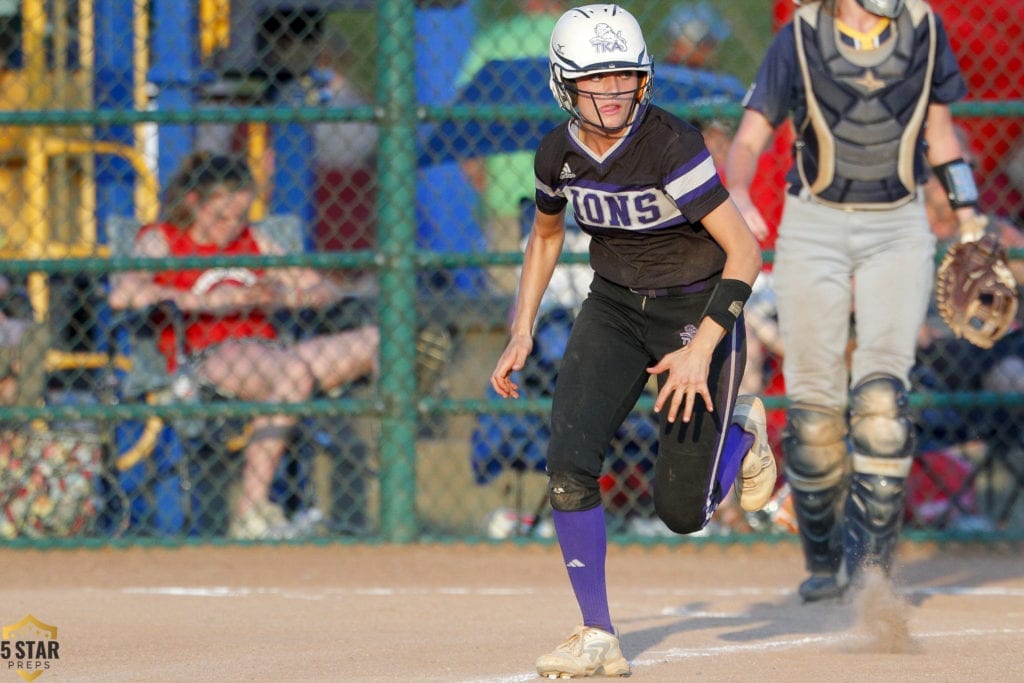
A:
799,574,846,603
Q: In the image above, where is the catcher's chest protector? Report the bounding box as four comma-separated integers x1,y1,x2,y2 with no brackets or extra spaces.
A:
793,1,936,208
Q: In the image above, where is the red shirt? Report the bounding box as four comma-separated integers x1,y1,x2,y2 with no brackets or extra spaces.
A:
143,222,278,370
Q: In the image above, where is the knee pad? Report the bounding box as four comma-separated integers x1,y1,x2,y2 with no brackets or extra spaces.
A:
548,470,601,512
782,404,850,574
849,373,915,475
782,404,849,489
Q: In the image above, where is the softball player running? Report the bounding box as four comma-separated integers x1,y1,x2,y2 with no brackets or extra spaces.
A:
489,5,776,677
725,0,978,602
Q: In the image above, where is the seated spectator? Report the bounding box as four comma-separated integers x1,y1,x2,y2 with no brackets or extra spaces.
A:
109,153,380,540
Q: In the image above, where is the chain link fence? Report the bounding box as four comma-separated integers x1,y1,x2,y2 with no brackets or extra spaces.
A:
0,0,1021,546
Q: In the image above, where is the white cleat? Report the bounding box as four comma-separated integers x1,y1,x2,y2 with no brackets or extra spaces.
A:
732,395,778,512
535,626,630,678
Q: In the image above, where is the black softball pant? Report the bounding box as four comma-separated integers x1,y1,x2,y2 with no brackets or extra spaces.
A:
547,274,746,533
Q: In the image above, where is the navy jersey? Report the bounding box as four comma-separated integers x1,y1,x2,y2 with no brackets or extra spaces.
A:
534,106,730,290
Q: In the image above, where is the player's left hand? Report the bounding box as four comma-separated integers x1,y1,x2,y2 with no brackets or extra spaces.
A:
647,346,713,423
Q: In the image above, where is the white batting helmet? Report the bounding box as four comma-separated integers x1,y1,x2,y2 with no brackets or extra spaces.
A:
548,4,653,130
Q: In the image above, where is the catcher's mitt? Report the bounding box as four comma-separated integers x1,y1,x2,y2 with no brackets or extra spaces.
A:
935,232,1020,349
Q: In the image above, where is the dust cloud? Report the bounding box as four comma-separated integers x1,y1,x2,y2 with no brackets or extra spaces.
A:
847,567,921,654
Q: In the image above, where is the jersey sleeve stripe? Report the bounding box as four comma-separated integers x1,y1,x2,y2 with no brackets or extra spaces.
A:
664,155,720,203
536,178,559,199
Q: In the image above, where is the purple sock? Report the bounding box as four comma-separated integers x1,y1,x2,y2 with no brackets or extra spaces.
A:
551,506,613,634
715,424,756,506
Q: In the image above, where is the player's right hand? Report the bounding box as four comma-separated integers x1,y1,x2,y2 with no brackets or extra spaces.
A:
490,334,533,399
732,197,770,242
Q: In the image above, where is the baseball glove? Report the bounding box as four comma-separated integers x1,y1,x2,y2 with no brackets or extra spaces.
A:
935,232,1020,349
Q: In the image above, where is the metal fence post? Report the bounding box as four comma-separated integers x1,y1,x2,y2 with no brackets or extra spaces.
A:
376,0,420,542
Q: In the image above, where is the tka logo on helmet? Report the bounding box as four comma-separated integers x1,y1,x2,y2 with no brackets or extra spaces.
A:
590,23,628,53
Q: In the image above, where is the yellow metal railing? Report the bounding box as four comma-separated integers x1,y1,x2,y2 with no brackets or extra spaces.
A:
1,0,158,320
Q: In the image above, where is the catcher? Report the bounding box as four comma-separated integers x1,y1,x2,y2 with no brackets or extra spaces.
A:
726,0,1011,603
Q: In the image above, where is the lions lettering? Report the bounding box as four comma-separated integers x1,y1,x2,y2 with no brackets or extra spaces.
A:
567,187,678,230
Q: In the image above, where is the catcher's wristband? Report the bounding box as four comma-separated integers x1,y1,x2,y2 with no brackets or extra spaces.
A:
932,158,979,210
701,278,752,332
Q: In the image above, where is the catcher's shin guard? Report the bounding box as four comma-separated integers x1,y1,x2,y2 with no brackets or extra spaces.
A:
842,374,914,581
782,404,850,576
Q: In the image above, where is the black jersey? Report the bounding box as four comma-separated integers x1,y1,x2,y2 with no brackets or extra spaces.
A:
534,105,730,290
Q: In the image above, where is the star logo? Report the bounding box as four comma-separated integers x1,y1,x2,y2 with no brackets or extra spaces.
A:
852,69,886,93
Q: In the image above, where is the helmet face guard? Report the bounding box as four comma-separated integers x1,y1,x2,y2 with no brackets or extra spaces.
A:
855,0,905,18
548,4,653,132
552,70,651,133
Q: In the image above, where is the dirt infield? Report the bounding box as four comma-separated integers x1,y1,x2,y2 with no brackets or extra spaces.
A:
1,540,1021,681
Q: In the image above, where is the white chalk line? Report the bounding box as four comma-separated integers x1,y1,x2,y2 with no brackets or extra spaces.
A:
118,586,540,598
118,584,1024,599
632,626,1024,662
